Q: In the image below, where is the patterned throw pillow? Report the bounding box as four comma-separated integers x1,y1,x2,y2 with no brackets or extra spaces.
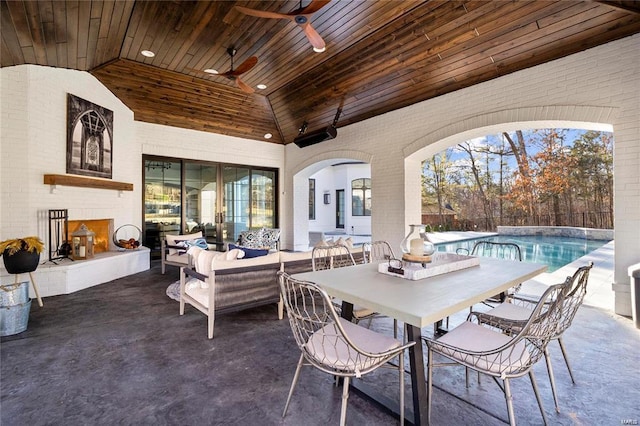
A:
238,228,280,250
180,238,208,250
260,228,281,249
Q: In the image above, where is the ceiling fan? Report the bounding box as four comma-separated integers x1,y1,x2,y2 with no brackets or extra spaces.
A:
209,47,258,93
236,0,331,52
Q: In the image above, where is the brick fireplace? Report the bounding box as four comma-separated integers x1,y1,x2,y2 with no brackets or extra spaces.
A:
0,218,149,299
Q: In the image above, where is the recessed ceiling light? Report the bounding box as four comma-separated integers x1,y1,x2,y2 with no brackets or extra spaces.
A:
204,69,219,74
313,46,326,53
141,50,155,58
264,133,273,139
257,84,267,90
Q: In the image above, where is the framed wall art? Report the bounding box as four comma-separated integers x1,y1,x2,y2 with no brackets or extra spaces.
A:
66,94,113,179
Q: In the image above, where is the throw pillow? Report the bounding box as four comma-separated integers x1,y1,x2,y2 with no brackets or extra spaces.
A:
182,238,208,250
345,237,354,249
314,239,329,248
225,248,246,261
229,243,269,259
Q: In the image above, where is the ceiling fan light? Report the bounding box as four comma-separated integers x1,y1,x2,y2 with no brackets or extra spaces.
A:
313,46,326,53
257,84,267,90
204,69,219,74
264,133,273,139
141,50,155,57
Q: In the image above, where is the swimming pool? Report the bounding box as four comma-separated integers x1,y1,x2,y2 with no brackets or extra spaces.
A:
435,235,610,272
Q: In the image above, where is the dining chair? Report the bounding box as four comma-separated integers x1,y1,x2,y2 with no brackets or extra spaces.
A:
277,271,415,426
423,280,568,426
311,242,378,325
362,240,395,264
470,262,593,412
458,240,524,306
362,240,401,338
312,242,357,271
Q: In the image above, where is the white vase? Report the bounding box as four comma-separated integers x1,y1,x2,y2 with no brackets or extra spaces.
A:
400,224,435,256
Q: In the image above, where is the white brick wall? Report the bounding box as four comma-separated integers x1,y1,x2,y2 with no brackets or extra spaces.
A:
0,66,137,249
1,34,639,312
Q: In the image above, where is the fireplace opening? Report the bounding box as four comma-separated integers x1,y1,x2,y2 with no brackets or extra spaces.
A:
67,219,114,254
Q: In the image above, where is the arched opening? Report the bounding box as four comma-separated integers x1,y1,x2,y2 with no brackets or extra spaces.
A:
404,116,614,235
288,150,373,251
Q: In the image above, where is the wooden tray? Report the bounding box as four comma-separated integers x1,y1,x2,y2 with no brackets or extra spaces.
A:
378,252,480,280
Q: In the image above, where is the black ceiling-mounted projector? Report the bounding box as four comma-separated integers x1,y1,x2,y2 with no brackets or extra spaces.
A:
293,107,342,148
293,125,337,148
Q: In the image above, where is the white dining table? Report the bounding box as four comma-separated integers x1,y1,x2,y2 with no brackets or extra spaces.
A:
292,256,547,425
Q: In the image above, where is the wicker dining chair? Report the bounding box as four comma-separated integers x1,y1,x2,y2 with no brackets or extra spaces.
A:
362,240,395,264
470,262,593,412
312,242,357,271
311,242,379,325
423,280,568,426
458,240,524,306
362,240,401,338
277,271,415,426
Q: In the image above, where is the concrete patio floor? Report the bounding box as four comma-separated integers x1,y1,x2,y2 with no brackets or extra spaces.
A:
1,241,639,425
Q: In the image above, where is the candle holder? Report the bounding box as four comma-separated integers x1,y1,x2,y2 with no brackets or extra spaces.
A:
400,224,435,264
71,223,95,260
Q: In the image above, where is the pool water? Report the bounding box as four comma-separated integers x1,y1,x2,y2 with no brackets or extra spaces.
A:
435,235,610,272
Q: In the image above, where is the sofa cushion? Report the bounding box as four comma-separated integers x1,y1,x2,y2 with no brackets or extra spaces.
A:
188,247,245,274
166,252,190,265
213,251,281,270
279,250,313,263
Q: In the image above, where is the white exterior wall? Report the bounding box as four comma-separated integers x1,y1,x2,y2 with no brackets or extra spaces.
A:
309,163,371,235
284,34,640,314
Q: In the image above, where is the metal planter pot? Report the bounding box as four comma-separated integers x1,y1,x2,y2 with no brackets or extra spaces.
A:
0,282,31,336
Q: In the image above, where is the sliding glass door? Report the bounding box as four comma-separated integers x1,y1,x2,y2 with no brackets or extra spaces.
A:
143,160,182,253
222,166,250,245
251,169,276,229
184,162,219,246
143,156,278,255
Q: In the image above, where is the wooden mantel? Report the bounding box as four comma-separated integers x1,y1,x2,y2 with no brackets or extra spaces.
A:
44,174,133,191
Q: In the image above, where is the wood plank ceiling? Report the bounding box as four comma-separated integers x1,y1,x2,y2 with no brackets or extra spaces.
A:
3,1,640,145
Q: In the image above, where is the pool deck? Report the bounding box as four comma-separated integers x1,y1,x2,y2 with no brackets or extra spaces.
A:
427,231,616,312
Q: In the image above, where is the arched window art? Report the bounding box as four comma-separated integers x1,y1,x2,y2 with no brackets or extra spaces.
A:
66,94,113,179
351,178,371,216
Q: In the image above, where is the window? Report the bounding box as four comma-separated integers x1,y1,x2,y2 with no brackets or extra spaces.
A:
352,178,371,216
309,179,316,220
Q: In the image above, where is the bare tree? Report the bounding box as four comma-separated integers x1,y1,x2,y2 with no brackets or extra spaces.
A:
457,142,494,230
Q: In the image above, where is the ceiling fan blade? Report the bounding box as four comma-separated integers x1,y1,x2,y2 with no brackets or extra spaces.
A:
231,56,258,76
295,0,331,15
236,77,255,94
301,22,326,51
235,6,295,21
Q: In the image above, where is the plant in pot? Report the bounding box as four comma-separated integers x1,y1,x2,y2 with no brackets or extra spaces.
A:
0,236,44,274
0,236,44,333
